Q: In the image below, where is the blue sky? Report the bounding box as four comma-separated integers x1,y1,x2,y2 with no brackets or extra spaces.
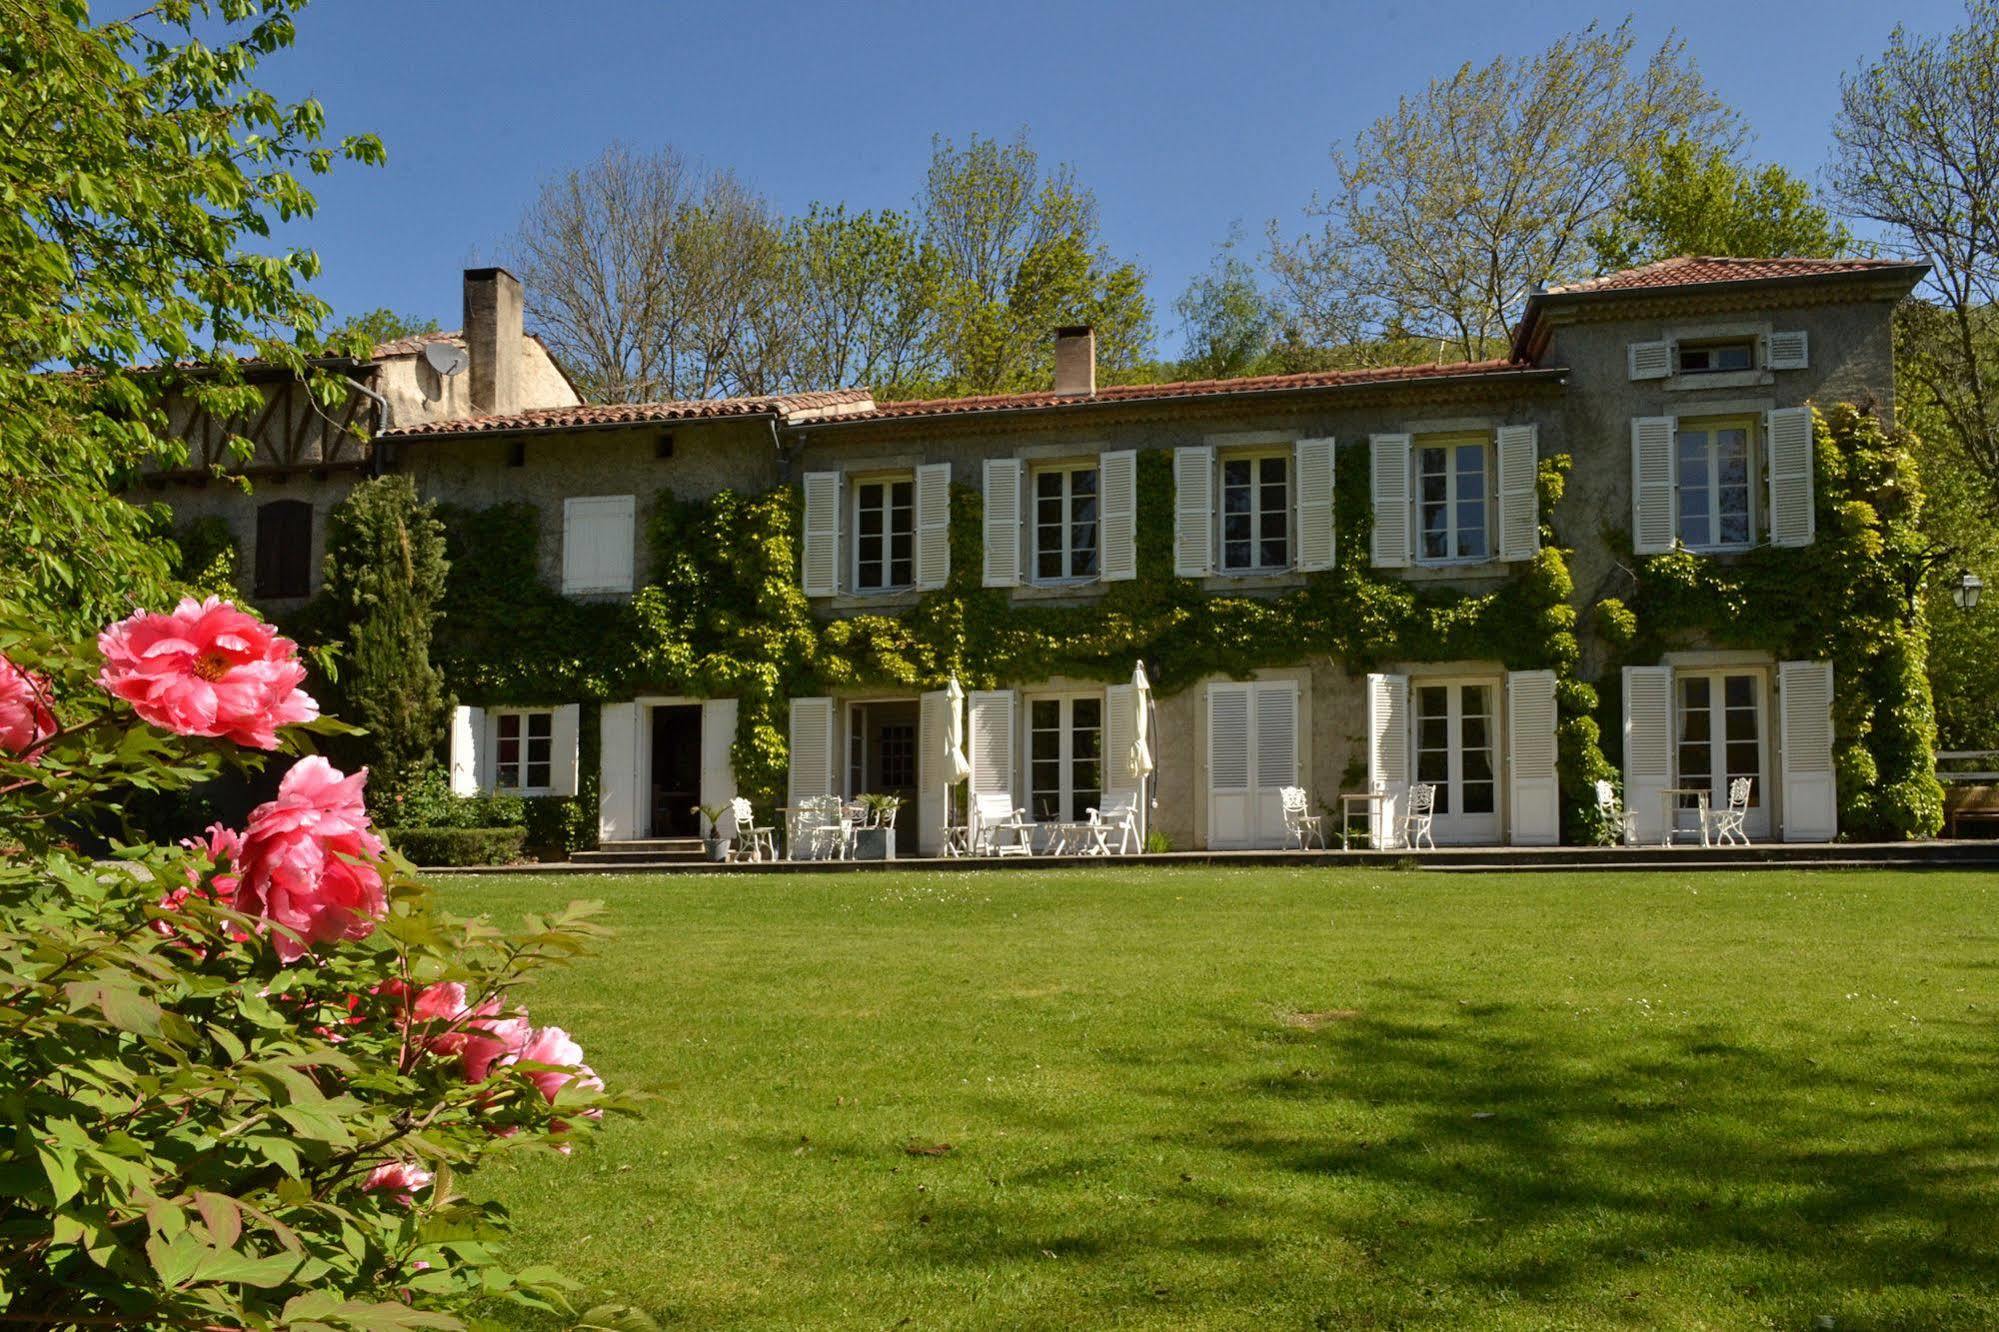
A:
257,0,1967,358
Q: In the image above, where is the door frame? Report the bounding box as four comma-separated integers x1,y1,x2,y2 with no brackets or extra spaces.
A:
630,694,738,839
1408,674,1504,845
1670,664,1774,839
842,696,923,802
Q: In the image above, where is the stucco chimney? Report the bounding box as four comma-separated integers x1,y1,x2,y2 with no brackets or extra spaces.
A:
1053,325,1096,397
463,267,523,416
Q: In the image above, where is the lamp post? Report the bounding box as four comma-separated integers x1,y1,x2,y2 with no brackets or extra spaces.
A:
1951,569,1984,611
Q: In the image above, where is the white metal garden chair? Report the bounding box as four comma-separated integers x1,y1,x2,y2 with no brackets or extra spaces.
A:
1704,777,1753,846
1278,785,1327,851
971,792,1033,857
1401,782,1438,851
1595,779,1639,846
790,794,852,861
1085,792,1141,855
730,796,778,863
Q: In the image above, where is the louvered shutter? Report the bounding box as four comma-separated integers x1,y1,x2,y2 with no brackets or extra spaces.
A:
1369,433,1412,569
561,495,635,594
1102,682,1145,846
1766,407,1816,548
1506,670,1560,845
786,696,836,826
915,462,951,589
1206,682,1252,849
1778,660,1837,842
1366,673,1409,847
597,702,639,842
549,703,581,797
449,705,485,796
1099,449,1138,581
982,458,1021,587
1765,330,1809,371
1630,417,1677,555
1628,341,1673,380
1622,666,1673,844
1293,436,1337,572
967,690,1017,814
1496,425,1540,562
1254,683,1300,845
918,689,950,855
1173,446,1213,576
800,472,841,597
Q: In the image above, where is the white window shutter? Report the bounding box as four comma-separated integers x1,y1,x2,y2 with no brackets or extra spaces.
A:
1366,672,1409,847
1205,682,1251,849
597,701,639,842
449,705,485,796
915,461,951,590
1621,666,1674,844
1496,425,1540,563
1628,340,1673,380
1630,417,1677,555
1766,407,1816,548
982,457,1022,587
561,495,635,595
1104,682,1139,803
967,689,1016,809
1254,683,1299,846
917,689,950,855
786,696,835,809
1294,436,1336,572
548,703,581,797
1173,446,1213,577
800,472,841,597
1098,449,1138,582
1369,433,1412,569
700,698,738,839
1766,330,1809,371
1778,660,1837,842
1506,670,1560,845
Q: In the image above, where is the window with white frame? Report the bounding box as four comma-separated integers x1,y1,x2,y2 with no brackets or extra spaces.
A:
1032,463,1100,581
1027,694,1103,823
1675,417,1755,551
1415,436,1490,563
853,475,915,592
1219,452,1289,572
494,710,553,792
1676,339,1755,375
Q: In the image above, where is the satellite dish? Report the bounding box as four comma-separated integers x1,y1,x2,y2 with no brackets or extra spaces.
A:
423,341,469,377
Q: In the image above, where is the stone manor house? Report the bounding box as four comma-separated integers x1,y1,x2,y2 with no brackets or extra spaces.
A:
144,257,1929,852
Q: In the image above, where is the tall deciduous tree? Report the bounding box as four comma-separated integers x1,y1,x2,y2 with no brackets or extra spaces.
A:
327,308,442,348
1269,21,1739,363
1590,139,1853,270
1174,228,1280,380
0,0,382,632
779,204,946,399
1831,1,1999,492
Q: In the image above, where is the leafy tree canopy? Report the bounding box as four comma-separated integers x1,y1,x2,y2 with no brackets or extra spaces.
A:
1589,139,1853,271
327,308,442,348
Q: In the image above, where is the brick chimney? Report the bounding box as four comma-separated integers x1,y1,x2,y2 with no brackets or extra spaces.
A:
463,267,524,416
1054,325,1096,396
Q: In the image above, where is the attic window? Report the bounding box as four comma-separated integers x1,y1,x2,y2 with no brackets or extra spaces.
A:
1676,340,1754,375
656,432,675,461
506,440,526,467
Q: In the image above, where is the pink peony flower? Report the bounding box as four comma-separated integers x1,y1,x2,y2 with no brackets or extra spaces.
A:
0,654,56,757
457,1013,532,1084
97,597,317,749
501,1025,605,1110
154,824,249,952
361,1161,433,1206
234,757,386,962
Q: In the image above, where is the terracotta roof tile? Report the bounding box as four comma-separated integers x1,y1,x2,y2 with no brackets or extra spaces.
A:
380,387,878,438
371,329,464,358
1546,255,1917,296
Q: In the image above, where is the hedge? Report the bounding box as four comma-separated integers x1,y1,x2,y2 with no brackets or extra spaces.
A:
388,825,528,867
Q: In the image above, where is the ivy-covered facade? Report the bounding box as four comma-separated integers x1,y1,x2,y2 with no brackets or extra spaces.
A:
156,255,1942,852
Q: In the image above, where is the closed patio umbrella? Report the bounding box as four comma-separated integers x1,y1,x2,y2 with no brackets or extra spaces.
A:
1130,662,1154,782
945,676,972,783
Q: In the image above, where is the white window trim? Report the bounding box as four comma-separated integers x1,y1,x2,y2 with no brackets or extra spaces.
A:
1673,415,1761,554
491,708,556,796
850,470,917,595
1022,690,1106,825
1214,447,1293,576
1411,434,1495,567
1408,675,1505,840
1029,460,1102,586
1670,665,1774,835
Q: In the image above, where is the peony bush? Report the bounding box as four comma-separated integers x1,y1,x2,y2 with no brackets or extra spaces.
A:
0,600,636,1330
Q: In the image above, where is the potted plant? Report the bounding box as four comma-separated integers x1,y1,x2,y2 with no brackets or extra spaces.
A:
852,793,901,861
692,803,732,862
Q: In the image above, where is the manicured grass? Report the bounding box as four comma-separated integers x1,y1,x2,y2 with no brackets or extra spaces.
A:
441,866,1999,1329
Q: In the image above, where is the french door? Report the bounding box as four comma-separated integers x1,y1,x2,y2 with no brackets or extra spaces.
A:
1207,680,1298,848
1026,694,1104,825
1412,680,1501,844
1675,670,1770,837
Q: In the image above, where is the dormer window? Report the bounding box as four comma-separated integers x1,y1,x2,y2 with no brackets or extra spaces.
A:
1676,340,1755,375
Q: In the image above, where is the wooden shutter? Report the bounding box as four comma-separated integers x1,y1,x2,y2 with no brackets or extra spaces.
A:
1506,670,1560,845
700,698,738,839
1294,436,1336,572
549,703,581,797
561,495,635,595
967,690,1016,809
786,696,835,809
915,462,951,590
1628,340,1673,380
982,457,1022,587
917,690,950,855
1778,660,1837,842
1630,417,1677,555
597,701,639,842
1099,449,1138,582
449,705,485,797
1173,446,1213,576
1766,407,1816,548
1206,682,1252,849
1369,433,1411,569
800,472,841,597
1254,683,1299,846
1496,425,1540,562
255,499,312,599
1765,330,1809,371
1366,672,1409,846
1621,666,1673,844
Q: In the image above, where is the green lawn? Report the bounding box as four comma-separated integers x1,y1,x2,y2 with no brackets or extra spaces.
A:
441,866,1999,1330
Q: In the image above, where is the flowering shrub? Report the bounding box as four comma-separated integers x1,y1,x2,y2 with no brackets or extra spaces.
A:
0,603,637,1330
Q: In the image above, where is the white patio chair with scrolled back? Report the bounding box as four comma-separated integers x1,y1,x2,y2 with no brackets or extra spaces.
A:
1085,791,1141,855
971,792,1033,857
1401,782,1438,851
730,796,778,863
1704,777,1753,846
790,794,852,861
1595,779,1639,847
1278,785,1327,851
